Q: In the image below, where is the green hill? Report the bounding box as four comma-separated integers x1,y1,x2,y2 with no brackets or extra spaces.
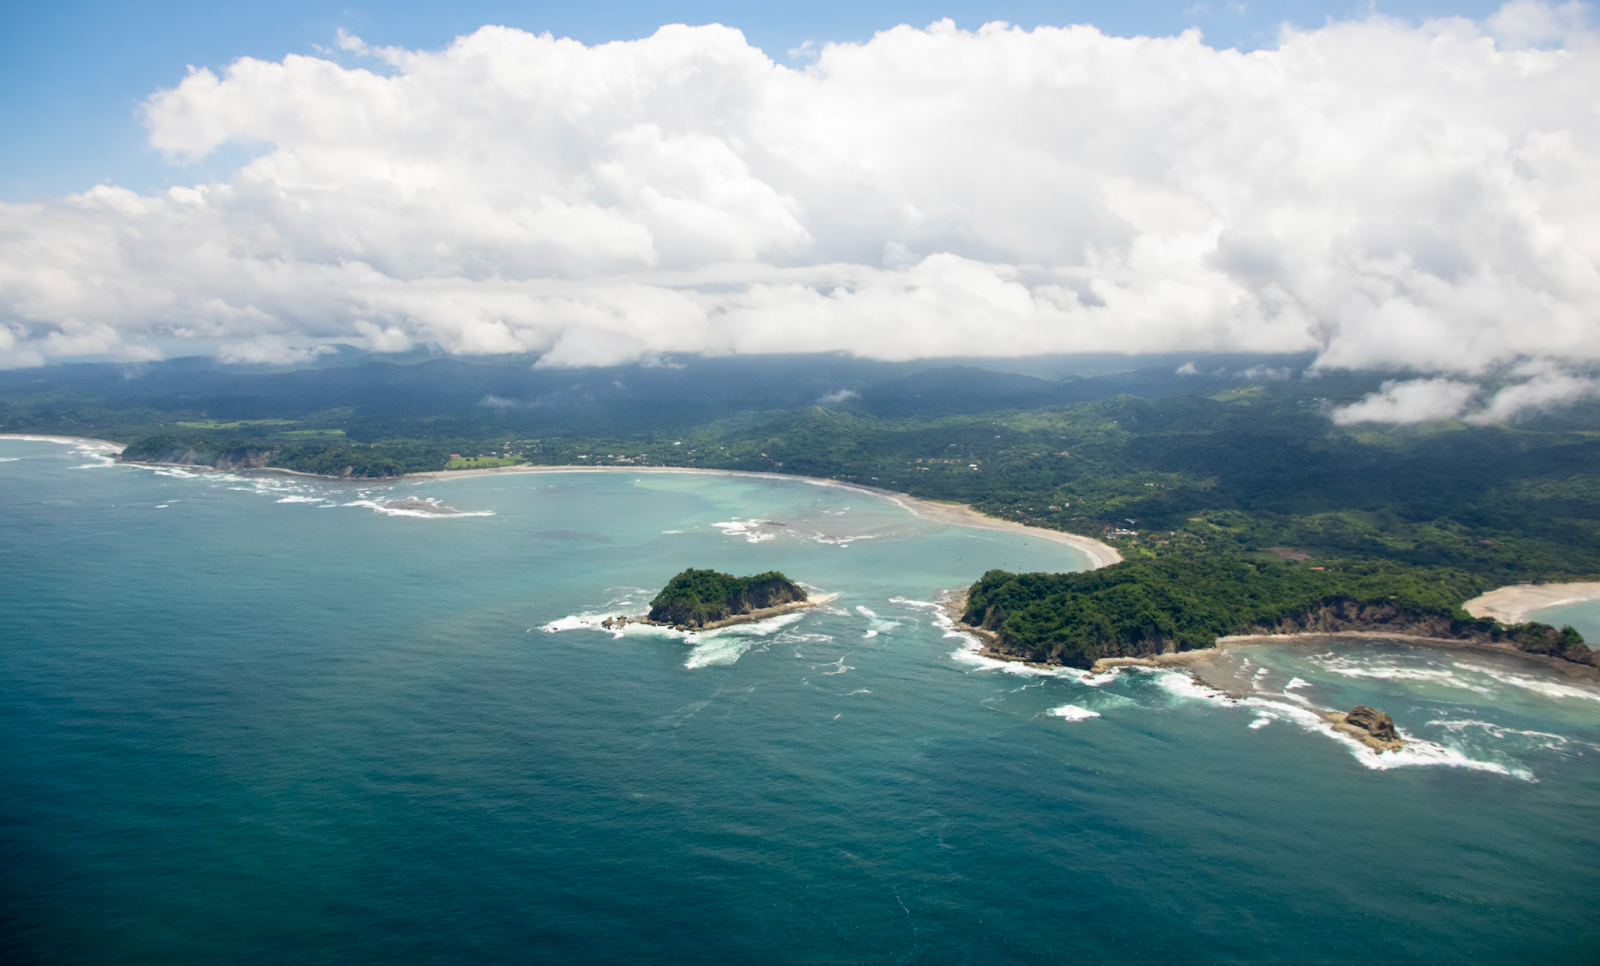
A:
648,569,808,628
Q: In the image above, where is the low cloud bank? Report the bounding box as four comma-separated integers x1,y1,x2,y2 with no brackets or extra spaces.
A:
2,3,1598,423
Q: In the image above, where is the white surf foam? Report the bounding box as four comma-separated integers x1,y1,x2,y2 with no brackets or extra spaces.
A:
712,519,777,543
684,612,806,669
342,498,495,519
1231,693,1533,779
816,656,855,676
810,533,877,547
1310,654,1495,695
1047,704,1102,721
1425,718,1571,749
1451,662,1600,703
1138,668,1535,779
930,599,1121,682
541,605,807,669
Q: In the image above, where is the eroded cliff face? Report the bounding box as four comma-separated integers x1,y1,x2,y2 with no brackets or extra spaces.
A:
967,597,1596,671
119,446,273,470
1240,601,1455,639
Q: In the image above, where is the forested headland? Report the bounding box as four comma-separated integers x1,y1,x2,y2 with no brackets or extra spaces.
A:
959,559,1589,670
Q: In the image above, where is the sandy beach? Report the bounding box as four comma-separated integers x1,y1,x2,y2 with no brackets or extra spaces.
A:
0,433,126,449
405,463,1125,569
1462,583,1600,625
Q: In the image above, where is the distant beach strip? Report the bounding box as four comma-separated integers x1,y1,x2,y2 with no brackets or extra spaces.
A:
404,463,1127,569
1463,583,1600,626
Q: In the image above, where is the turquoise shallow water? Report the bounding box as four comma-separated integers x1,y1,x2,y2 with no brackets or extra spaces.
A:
3,437,1599,965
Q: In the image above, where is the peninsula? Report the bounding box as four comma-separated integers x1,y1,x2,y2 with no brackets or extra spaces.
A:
957,557,1597,676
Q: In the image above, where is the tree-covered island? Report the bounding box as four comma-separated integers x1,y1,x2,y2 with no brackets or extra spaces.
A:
647,569,811,629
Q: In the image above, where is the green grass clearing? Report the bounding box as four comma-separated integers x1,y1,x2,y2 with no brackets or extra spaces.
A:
176,419,297,429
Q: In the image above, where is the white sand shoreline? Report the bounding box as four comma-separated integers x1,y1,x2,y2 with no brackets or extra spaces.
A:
0,433,126,449
1462,583,1600,625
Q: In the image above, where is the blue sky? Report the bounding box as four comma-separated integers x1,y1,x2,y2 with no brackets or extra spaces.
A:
2,0,1503,200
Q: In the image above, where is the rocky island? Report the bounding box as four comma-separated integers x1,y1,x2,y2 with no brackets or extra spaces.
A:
642,568,818,630
1327,706,1405,752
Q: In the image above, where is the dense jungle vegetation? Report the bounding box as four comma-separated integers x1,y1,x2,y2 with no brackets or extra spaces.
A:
962,559,1589,669
647,569,808,628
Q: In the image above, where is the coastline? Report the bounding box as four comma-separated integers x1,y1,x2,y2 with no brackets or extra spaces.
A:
1463,583,1600,625
2,432,1120,570
405,463,1125,569
938,576,1600,683
0,433,126,449
1084,631,1600,684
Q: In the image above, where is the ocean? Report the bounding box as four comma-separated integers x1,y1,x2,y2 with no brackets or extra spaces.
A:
3,436,1598,964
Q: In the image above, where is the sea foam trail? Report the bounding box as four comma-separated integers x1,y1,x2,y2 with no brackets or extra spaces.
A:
1453,662,1600,703
343,498,495,519
713,519,777,543
1048,704,1101,722
541,606,809,669
1143,668,1537,781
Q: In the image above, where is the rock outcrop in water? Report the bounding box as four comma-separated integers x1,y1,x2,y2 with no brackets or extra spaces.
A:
647,569,808,629
1329,705,1405,752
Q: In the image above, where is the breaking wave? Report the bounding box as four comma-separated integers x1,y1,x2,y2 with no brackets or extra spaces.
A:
541,603,809,670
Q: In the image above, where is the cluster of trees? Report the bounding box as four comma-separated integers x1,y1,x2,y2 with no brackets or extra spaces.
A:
120,434,451,478
962,558,1585,669
647,569,807,628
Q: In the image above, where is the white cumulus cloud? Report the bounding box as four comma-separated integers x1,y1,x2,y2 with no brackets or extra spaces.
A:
1332,378,1482,424
0,3,1597,402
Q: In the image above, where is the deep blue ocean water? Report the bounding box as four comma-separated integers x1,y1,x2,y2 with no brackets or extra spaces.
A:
3,437,1599,965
